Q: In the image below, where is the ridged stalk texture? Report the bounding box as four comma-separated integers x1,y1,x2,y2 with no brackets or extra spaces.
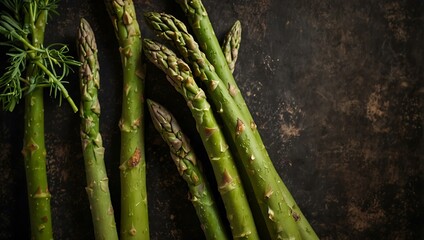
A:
144,12,305,240
143,39,259,240
104,0,148,239
174,2,319,238
222,20,241,74
147,99,229,240
77,18,119,240
22,3,52,240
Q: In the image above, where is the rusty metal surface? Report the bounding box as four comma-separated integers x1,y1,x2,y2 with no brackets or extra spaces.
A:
0,0,423,239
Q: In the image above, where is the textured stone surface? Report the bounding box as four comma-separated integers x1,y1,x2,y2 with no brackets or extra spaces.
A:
0,0,422,239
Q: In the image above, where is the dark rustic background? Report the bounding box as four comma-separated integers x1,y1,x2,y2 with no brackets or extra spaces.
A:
0,0,423,239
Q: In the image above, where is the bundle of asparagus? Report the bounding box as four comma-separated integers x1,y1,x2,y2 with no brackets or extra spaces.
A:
142,1,319,239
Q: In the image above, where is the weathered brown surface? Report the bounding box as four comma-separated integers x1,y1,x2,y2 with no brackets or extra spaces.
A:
0,0,422,239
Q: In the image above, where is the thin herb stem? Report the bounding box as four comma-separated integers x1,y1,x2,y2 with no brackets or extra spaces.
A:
33,60,77,112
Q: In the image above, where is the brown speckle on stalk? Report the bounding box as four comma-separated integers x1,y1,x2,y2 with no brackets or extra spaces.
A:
222,170,233,185
108,205,114,215
228,83,238,97
41,216,49,223
34,186,42,196
204,127,217,139
264,187,274,199
292,211,301,222
132,117,141,128
127,148,141,168
210,80,219,90
129,226,137,236
26,141,39,155
219,170,235,193
191,172,199,184
33,187,50,198
236,118,245,136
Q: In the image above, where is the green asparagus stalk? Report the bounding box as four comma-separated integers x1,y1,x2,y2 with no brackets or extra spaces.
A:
23,86,52,240
147,99,230,240
222,20,241,74
1,1,80,239
144,12,302,239
175,1,321,238
143,39,259,240
104,1,148,238
77,18,119,240
23,7,52,236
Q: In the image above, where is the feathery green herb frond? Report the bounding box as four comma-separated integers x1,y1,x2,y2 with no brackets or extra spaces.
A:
0,0,80,112
0,46,26,111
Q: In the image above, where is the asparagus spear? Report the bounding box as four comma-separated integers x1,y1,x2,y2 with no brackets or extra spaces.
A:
222,20,241,74
77,18,119,240
0,1,80,239
144,13,302,239
143,39,259,240
104,1,148,238
147,99,230,240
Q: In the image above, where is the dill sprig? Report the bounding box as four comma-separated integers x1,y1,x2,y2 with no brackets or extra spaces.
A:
0,0,80,112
